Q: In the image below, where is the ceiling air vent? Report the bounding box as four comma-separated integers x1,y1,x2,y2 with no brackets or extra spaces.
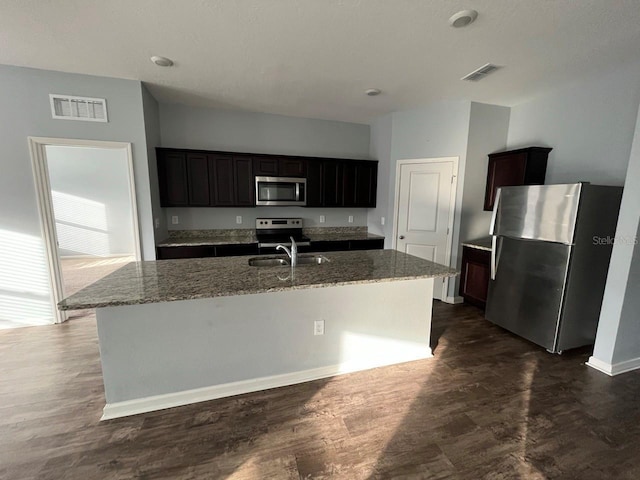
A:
461,63,501,82
49,94,108,122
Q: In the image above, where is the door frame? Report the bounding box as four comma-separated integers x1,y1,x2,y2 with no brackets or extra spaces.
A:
392,157,459,301
28,137,141,324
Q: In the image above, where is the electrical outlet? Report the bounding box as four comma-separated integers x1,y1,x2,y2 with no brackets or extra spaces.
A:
319,215,325,224
236,216,242,224
314,320,325,336
348,215,354,223
171,215,179,225
381,217,385,226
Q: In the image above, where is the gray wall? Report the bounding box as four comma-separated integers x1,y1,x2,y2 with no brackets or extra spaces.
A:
507,61,640,186
367,101,473,299
592,100,640,368
159,103,370,158
142,84,167,243
0,64,155,325
166,207,368,230
46,146,136,256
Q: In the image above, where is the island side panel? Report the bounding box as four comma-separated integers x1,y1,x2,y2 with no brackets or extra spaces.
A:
96,278,434,415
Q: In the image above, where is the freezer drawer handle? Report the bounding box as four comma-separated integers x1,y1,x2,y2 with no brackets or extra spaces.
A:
491,236,497,280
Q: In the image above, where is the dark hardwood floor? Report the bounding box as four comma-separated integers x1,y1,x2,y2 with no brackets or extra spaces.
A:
1,301,640,479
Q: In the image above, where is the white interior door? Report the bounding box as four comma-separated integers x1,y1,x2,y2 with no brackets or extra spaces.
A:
395,160,455,300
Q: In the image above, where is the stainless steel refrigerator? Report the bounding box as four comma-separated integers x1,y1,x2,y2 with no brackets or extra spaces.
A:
485,183,622,353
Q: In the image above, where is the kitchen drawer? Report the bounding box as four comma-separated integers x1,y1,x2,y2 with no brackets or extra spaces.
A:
349,238,384,250
157,245,216,260
215,244,259,257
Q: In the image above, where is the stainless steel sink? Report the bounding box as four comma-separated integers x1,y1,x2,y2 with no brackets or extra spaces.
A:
248,257,290,267
297,255,330,265
247,255,329,267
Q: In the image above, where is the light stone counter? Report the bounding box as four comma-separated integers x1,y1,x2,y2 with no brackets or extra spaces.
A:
59,249,457,310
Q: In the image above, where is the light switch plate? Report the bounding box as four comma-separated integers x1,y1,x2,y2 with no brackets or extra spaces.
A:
314,320,325,336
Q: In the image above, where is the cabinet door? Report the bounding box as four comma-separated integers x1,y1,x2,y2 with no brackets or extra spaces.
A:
215,243,259,257
186,153,210,206
322,159,343,207
254,157,279,176
279,157,307,177
157,246,215,260
349,238,384,250
484,153,527,211
354,162,377,207
306,160,323,207
459,247,491,308
158,151,188,207
342,161,357,207
310,240,351,252
209,154,235,206
233,155,255,206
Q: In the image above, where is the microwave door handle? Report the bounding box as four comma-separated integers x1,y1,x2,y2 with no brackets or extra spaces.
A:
295,182,300,201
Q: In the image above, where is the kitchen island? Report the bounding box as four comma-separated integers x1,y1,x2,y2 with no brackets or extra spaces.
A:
60,250,457,419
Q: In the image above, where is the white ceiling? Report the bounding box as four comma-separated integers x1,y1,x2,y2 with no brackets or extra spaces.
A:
2,0,640,124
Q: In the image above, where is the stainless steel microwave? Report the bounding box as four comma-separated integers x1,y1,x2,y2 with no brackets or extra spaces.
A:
255,176,306,206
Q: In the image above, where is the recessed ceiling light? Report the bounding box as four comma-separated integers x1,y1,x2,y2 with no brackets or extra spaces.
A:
449,10,478,28
150,56,174,67
366,88,381,96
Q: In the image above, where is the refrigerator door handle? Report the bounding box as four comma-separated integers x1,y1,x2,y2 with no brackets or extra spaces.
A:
491,236,497,280
489,188,501,235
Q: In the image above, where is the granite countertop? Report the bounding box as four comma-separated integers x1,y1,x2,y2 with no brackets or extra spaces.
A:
58,250,457,310
461,236,492,251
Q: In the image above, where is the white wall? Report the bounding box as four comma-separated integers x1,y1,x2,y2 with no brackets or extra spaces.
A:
0,64,155,326
591,100,640,371
507,61,640,186
46,146,136,257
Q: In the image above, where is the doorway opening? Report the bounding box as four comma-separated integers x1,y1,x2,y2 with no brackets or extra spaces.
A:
29,138,141,324
392,157,459,301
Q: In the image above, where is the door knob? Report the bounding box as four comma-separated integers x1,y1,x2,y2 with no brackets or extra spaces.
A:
399,235,405,239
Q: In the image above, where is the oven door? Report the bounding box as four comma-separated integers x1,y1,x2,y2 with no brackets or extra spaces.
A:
255,177,306,206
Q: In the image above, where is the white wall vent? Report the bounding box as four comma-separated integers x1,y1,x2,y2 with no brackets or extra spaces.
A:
49,94,108,122
461,63,501,82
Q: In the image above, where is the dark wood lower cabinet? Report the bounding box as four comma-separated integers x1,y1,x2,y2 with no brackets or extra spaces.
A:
459,246,491,309
157,238,384,260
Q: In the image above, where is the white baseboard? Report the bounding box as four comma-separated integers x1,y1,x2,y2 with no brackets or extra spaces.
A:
442,296,464,305
101,350,433,420
587,356,640,376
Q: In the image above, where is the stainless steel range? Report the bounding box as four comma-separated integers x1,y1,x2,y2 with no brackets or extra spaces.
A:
255,218,310,254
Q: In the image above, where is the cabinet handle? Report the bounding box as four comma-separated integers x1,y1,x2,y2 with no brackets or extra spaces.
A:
399,235,405,239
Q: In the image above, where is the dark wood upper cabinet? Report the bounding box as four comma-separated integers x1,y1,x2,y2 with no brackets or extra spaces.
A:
209,154,235,206
158,151,188,207
233,155,254,206
484,147,552,211
322,159,343,207
279,157,307,177
186,153,210,206
343,161,377,208
305,160,323,207
253,157,279,176
157,148,377,208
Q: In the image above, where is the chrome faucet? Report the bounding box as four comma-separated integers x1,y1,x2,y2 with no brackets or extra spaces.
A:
276,236,298,267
